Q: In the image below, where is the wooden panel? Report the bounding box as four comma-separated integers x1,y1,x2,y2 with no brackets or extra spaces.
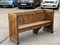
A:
8,13,19,44
18,15,24,25
23,13,33,24
44,9,54,21
17,9,45,25
43,9,54,33
34,10,45,22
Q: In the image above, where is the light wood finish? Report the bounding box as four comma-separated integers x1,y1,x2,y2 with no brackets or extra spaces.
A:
18,21,51,29
43,9,54,33
8,9,54,45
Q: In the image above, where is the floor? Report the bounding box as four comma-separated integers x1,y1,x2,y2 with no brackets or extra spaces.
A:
0,7,60,45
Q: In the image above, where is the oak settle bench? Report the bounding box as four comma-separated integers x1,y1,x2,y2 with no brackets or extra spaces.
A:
8,9,54,45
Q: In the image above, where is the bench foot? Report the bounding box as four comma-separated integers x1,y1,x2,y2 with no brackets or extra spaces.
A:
33,28,41,34
16,42,19,45
43,24,53,33
10,34,19,45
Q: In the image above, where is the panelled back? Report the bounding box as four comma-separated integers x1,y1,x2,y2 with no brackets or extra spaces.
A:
17,10,45,25
44,9,54,21
34,10,45,22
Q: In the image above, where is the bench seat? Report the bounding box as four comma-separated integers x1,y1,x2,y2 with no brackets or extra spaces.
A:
18,20,52,32
18,20,52,29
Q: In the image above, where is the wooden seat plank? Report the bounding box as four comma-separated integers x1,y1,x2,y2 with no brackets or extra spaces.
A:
18,20,52,29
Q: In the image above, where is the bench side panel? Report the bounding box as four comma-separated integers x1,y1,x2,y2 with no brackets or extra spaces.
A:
8,13,19,44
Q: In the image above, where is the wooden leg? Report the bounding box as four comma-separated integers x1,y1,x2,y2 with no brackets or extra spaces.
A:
9,29,19,45
9,19,19,44
16,41,19,45
33,28,41,34
9,14,19,45
10,27,19,45
43,23,53,33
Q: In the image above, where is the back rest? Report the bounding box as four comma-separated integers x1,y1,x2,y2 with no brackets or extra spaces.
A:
17,9,45,25
10,9,54,26
44,9,54,21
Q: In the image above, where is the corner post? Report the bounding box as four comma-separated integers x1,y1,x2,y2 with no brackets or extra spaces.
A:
8,13,19,45
43,9,54,33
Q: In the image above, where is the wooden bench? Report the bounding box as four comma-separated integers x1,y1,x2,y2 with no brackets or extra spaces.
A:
8,9,54,45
